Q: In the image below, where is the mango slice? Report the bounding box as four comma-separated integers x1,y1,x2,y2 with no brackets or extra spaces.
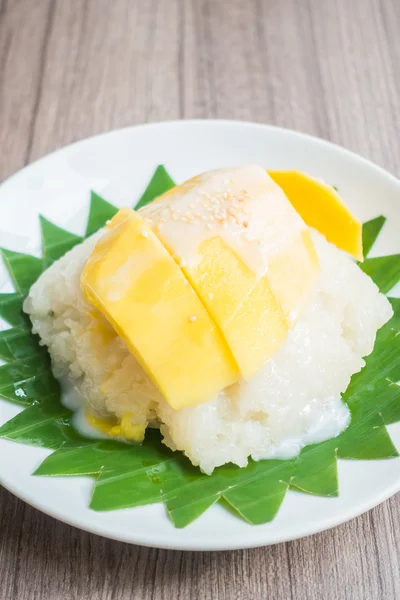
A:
184,236,288,380
81,208,238,409
143,167,319,380
268,170,363,260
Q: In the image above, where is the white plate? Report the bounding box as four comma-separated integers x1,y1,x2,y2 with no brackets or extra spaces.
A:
0,120,399,551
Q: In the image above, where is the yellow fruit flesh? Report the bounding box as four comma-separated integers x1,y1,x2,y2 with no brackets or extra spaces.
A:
86,413,118,434
268,230,320,326
81,208,238,410
268,170,363,260
86,412,146,442
178,236,288,380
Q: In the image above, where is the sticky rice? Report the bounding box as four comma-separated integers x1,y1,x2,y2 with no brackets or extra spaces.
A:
23,225,392,473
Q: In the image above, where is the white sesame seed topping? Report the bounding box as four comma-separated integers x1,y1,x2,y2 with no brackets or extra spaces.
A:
140,231,148,238
189,315,197,323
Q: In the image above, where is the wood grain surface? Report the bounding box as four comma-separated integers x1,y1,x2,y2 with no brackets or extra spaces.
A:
1,0,399,598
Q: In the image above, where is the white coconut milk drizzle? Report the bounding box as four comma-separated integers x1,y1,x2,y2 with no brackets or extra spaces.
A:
140,165,306,279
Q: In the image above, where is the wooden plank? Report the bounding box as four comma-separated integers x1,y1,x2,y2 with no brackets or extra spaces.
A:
0,0,54,180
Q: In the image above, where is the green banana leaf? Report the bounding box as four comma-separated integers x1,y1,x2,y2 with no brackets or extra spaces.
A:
0,166,399,528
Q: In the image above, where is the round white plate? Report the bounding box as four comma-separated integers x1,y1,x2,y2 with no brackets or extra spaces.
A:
0,120,399,551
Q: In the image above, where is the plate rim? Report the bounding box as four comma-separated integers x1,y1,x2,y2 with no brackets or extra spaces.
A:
2,118,400,190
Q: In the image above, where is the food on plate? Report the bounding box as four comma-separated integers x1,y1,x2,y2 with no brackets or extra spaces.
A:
23,166,392,474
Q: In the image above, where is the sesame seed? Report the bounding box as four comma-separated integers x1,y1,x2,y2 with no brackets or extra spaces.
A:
189,315,197,323
208,292,214,300
140,231,148,238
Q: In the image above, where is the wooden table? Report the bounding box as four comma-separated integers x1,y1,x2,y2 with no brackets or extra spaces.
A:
1,0,399,598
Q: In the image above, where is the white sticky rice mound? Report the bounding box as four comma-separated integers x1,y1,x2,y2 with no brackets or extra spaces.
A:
24,229,393,474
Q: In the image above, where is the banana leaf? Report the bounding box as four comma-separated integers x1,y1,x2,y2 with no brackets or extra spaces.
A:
0,167,399,528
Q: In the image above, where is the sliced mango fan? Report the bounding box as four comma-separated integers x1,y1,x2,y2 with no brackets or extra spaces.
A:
0,166,399,528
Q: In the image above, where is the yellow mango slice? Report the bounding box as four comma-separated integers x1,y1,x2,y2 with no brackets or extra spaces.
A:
268,170,363,260
143,167,319,380
81,208,238,409
184,236,288,380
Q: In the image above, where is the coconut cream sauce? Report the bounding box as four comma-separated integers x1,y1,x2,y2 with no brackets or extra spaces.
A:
140,165,306,279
